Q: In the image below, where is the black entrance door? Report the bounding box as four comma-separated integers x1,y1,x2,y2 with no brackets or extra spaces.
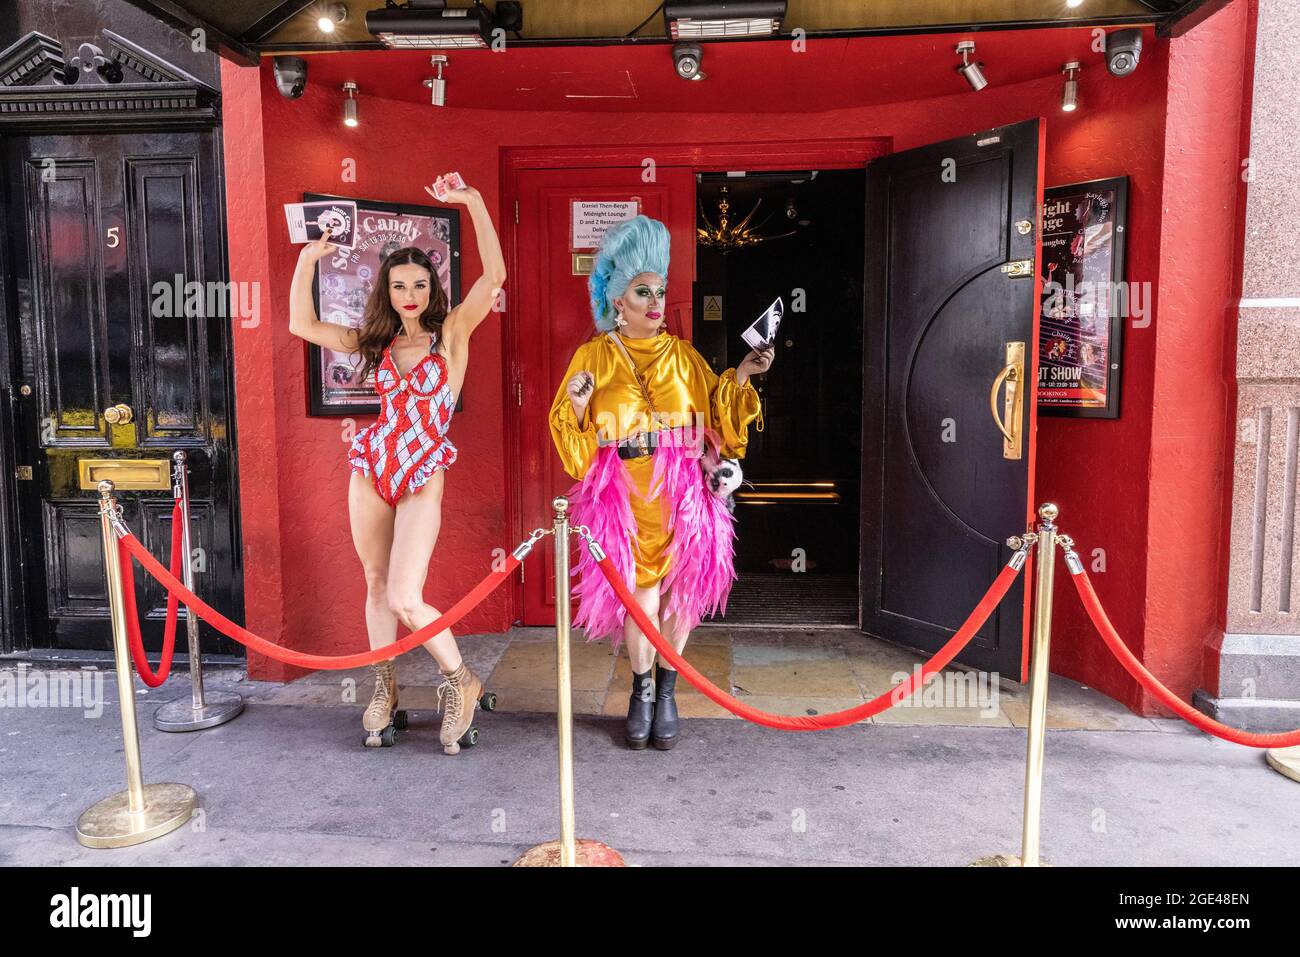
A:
3,130,242,653
860,119,1043,678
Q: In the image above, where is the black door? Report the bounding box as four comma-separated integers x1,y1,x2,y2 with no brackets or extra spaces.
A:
3,130,242,653
860,119,1043,678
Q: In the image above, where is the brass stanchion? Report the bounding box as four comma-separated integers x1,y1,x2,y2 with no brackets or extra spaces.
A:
514,496,625,868
76,480,198,848
973,503,1059,867
154,451,244,732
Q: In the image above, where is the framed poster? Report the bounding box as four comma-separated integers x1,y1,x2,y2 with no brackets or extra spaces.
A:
1036,176,1128,419
305,193,461,416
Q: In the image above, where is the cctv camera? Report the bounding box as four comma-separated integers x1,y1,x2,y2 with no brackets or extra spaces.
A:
1105,29,1142,78
273,56,308,99
673,42,704,81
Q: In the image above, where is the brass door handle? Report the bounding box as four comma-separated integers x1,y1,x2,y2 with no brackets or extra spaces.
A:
989,343,1025,459
988,364,1017,443
103,403,134,425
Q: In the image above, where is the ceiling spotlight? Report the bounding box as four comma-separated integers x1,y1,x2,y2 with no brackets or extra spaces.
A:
1061,61,1080,112
342,81,358,127
1066,0,1085,7
673,42,706,80
367,0,492,49
955,41,987,91
423,54,448,106
317,3,347,34
664,1,786,39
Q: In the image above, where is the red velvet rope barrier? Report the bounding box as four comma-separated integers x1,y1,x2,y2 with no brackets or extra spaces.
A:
117,531,521,670
119,499,186,687
594,551,1024,731
1070,565,1300,749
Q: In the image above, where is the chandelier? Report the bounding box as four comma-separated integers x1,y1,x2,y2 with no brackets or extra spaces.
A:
697,186,796,252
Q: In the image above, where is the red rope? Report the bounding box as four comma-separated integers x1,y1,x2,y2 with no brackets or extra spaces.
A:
117,531,520,670
595,553,1023,731
1071,566,1300,748
119,500,186,687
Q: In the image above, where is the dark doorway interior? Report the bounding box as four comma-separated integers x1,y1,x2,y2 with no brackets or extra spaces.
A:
693,169,865,626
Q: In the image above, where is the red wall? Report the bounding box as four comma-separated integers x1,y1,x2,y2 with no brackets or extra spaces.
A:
220,15,1253,713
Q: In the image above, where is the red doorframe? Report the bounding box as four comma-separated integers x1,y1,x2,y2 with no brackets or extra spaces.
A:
498,138,890,624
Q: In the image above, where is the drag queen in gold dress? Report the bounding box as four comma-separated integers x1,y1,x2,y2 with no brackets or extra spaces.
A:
549,215,774,750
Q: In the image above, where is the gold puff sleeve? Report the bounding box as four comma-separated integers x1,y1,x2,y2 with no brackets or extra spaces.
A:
688,344,765,460
548,341,601,481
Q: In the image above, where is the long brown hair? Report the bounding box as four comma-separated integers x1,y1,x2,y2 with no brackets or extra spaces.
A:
353,247,449,382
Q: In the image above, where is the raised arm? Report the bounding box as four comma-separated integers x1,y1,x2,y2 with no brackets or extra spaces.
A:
697,344,773,460
288,229,360,353
432,180,507,351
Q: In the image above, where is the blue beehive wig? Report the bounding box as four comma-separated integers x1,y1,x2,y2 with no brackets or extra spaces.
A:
587,215,670,332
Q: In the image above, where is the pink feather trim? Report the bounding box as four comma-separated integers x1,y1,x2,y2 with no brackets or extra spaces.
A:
566,428,737,644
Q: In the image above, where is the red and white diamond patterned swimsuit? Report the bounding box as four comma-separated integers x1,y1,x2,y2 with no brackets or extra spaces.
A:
348,332,458,505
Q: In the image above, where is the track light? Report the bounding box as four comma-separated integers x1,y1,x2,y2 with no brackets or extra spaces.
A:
955,41,987,91
316,3,347,34
423,54,448,106
664,1,786,39
367,0,493,49
673,42,706,80
342,81,358,127
1061,61,1080,112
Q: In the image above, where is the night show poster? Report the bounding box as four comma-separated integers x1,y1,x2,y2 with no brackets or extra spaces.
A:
305,194,460,416
1036,176,1128,419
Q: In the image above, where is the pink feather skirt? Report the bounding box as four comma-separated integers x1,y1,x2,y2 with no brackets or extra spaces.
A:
566,428,737,644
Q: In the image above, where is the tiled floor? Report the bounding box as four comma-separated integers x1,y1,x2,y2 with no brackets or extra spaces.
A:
265,625,1171,731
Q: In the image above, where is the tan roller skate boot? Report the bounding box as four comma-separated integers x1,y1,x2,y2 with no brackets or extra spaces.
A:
437,662,485,755
362,659,404,748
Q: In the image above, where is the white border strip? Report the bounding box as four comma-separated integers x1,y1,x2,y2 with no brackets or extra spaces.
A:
1240,297,1300,308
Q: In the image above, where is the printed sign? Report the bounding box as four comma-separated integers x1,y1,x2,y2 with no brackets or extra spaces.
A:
571,200,640,250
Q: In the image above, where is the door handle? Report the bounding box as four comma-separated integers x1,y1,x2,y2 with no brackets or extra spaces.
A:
988,342,1025,460
103,403,134,425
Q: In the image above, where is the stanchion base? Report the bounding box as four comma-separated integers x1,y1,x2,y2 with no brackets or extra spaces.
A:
154,691,244,732
75,782,198,849
970,854,1053,867
512,838,627,867
1266,746,1300,784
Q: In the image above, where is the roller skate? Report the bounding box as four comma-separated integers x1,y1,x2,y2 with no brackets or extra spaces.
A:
362,659,406,748
437,662,497,754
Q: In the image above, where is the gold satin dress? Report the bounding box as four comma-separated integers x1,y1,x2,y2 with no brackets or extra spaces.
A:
549,330,763,588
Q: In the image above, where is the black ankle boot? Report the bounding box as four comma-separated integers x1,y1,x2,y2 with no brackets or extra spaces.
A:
652,664,679,750
625,670,655,750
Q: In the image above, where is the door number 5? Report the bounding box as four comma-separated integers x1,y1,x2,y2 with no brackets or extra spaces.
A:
106,226,121,248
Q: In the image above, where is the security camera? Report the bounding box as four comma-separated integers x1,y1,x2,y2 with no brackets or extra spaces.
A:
273,56,308,99
673,42,704,81
1105,29,1142,77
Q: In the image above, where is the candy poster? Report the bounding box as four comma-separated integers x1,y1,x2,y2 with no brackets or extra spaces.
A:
305,194,460,416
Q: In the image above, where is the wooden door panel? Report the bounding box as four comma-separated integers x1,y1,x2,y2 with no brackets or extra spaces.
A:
26,157,111,446
127,154,209,445
862,120,1043,678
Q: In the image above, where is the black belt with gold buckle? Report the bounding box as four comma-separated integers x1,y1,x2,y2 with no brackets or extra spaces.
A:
616,432,657,460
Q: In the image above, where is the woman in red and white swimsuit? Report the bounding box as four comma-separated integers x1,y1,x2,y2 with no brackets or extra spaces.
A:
288,176,505,753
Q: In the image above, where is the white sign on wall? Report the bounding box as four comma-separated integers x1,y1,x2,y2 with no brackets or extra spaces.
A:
571,200,640,250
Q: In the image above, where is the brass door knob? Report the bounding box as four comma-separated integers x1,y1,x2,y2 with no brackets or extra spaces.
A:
103,403,134,425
